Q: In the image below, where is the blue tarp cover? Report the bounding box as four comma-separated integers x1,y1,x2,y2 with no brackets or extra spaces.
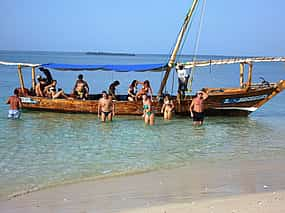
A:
40,63,166,72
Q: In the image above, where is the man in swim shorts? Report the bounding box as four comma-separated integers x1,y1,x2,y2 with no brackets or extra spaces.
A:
98,91,115,122
6,89,23,119
189,90,208,125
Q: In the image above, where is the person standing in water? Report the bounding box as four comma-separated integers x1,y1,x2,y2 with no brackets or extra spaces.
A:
6,89,23,119
142,94,155,125
189,90,208,125
98,91,115,122
161,94,175,120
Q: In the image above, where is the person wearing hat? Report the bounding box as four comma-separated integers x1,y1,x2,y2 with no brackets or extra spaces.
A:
177,63,190,99
189,90,208,125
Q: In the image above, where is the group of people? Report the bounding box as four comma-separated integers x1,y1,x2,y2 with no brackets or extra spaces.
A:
96,91,170,125
34,71,154,102
97,85,208,126
7,67,208,125
97,79,155,123
35,72,89,100
33,66,189,104
127,80,153,101
6,87,208,126
35,67,71,99
140,90,208,126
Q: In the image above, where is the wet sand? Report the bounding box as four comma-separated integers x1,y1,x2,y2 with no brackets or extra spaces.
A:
1,158,285,213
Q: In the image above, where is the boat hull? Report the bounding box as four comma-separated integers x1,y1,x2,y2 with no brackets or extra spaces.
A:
20,81,285,117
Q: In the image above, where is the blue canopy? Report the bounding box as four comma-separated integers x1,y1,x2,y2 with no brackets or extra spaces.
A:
40,63,167,72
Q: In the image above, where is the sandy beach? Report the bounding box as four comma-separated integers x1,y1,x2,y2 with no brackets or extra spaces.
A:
121,191,285,213
1,158,285,213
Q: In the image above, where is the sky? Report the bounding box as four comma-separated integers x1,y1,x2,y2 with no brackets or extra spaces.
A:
0,0,284,56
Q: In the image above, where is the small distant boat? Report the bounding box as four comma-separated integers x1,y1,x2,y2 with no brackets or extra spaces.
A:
86,52,136,56
1,0,285,116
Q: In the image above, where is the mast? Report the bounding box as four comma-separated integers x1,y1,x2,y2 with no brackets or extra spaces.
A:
246,62,253,90
32,67,36,91
17,65,25,93
158,0,199,96
239,63,244,88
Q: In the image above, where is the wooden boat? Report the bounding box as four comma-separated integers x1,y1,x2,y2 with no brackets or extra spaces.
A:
1,0,285,116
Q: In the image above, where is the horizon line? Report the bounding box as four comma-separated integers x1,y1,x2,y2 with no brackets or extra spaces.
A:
0,49,266,58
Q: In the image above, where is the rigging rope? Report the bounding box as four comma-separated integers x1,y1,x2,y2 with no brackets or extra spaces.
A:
188,0,207,92
163,34,178,95
176,7,196,63
161,3,197,94
171,68,175,95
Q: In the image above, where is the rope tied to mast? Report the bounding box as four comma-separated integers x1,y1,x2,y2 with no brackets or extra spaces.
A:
187,0,207,93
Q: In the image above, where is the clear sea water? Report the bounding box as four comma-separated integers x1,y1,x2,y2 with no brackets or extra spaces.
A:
0,50,285,199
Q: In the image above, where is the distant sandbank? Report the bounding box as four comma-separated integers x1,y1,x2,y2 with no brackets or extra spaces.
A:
86,51,136,56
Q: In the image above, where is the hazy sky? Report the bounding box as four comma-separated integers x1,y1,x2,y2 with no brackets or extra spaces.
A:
1,0,284,56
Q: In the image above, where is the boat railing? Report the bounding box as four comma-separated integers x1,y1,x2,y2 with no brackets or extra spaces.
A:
203,87,248,95
249,83,276,89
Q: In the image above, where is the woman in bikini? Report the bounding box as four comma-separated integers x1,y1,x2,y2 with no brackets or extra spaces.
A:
161,94,175,120
142,94,155,125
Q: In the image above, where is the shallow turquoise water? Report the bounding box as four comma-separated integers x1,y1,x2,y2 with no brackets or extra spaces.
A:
0,51,285,199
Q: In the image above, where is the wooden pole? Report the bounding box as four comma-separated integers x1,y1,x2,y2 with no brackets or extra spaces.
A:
239,63,244,88
158,0,199,96
17,65,25,93
32,67,36,91
182,57,285,69
246,62,253,89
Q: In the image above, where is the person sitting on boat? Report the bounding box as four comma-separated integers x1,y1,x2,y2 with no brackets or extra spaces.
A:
73,74,89,100
44,80,72,99
161,94,175,120
189,90,208,126
128,80,140,101
136,80,153,100
108,80,120,100
177,64,190,99
6,89,22,119
142,94,155,125
98,91,115,122
35,75,47,97
39,67,53,85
